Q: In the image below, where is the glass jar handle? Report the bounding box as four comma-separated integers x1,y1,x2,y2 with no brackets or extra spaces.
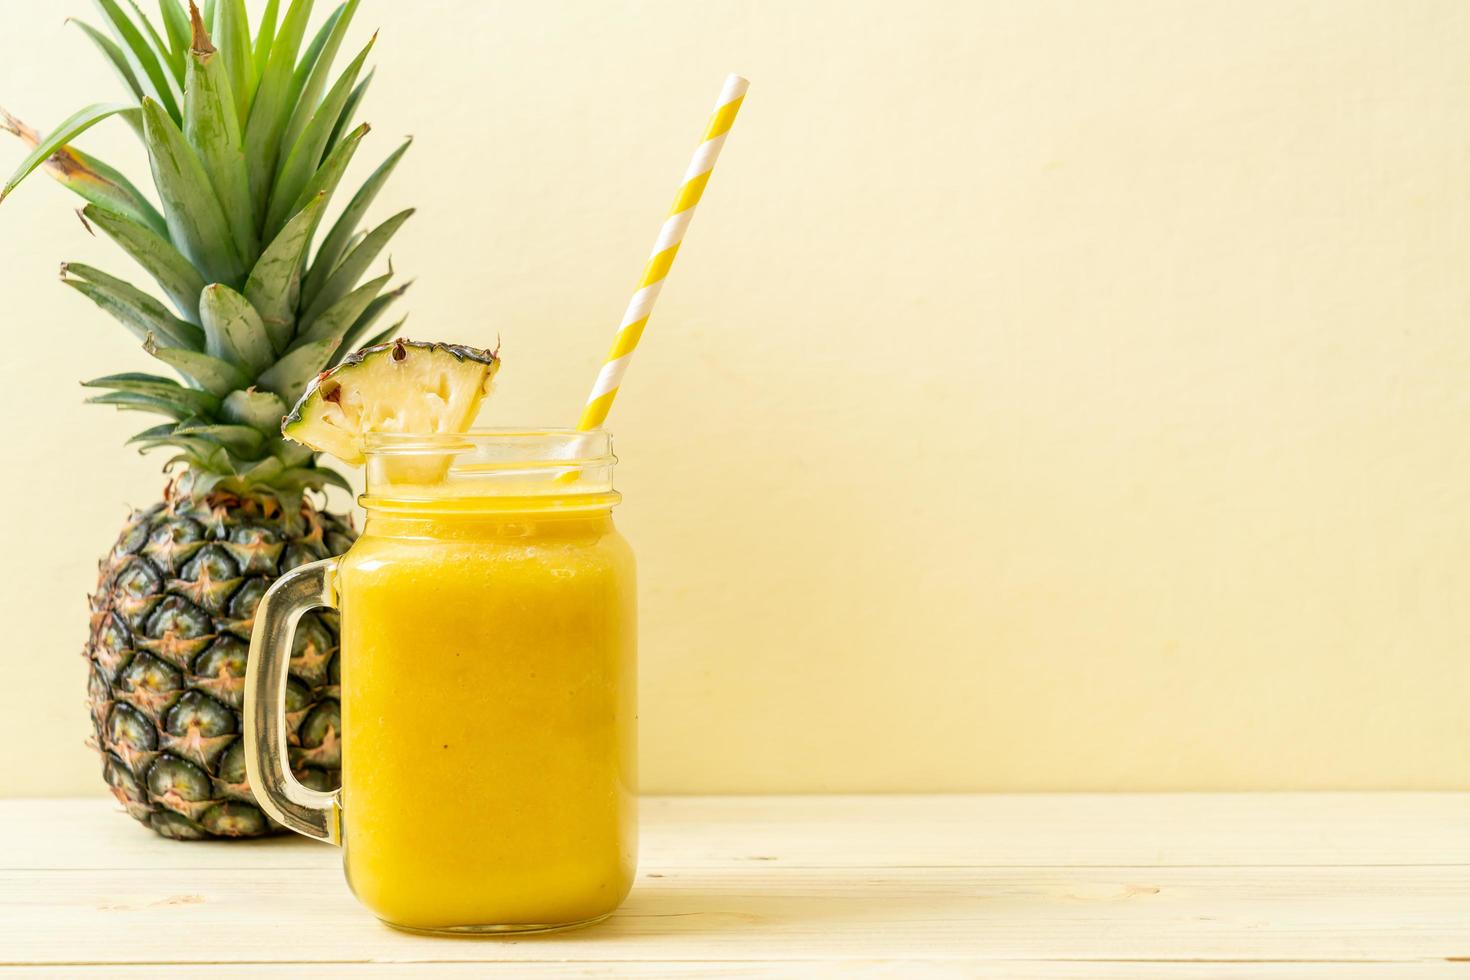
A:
243,558,343,845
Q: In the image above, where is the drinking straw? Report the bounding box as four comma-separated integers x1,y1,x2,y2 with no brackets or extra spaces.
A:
576,74,749,430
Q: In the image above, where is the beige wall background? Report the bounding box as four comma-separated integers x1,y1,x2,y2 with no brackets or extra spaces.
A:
2,0,1468,796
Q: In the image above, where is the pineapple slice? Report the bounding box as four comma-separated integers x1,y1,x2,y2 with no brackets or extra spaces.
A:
282,339,500,465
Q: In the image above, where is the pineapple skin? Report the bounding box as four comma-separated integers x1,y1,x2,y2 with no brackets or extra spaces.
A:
88,483,354,839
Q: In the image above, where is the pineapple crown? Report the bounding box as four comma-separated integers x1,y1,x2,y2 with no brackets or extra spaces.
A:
0,0,413,507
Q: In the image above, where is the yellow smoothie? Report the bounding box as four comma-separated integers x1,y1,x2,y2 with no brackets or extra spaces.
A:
336,496,637,932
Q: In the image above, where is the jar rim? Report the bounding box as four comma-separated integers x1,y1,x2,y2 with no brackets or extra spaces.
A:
363,427,614,462
361,427,617,502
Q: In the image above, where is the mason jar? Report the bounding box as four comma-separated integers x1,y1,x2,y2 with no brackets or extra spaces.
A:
244,429,637,935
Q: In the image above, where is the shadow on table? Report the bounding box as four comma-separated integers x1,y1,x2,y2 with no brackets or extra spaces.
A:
529,866,1016,943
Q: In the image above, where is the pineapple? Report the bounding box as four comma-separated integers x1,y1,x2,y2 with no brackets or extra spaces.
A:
2,0,413,838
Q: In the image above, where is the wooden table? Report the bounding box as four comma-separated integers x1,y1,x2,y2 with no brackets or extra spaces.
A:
2,794,1467,976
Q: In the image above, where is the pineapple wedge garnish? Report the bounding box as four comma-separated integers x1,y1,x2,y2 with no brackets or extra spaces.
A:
282,339,500,465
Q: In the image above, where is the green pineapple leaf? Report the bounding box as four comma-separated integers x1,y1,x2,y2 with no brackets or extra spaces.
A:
52,144,163,232
81,203,206,321
62,262,205,349
334,229,366,261
285,120,366,236
257,336,333,403
174,421,267,455
87,389,204,420
67,20,147,104
208,0,255,124
300,208,411,326
157,0,192,75
126,0,183,86
144,334,251,395
296,271,389,346
200,283,273,373
131,428,229,468
237,455,285,484
331,281,409,361
92,0,183,120
0,109,166,233
253,0,281,80
263,32,374,240
222,388,288,429
83,371,222,413
183,3,257,262
323,66,371,158
141,96,245,285
244,191,327,351
277,464,352,494
182,464,228,489
288,4,344,106
303,136,410,304
243,0,316,222
0,102,135,202
269,435,313,468
279,0,359,161
127,420,181,443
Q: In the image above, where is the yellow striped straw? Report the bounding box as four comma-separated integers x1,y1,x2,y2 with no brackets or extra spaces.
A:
577,74,749,431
